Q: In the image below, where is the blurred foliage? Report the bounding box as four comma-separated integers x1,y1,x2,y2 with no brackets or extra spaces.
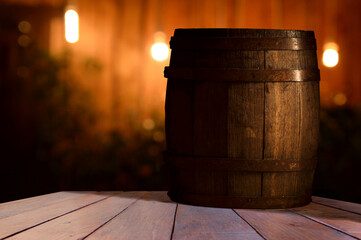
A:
30,49,166,192
314,106,361,203
0,45,167,202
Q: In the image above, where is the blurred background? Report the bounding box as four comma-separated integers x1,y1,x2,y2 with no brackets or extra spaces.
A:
0,0,360,203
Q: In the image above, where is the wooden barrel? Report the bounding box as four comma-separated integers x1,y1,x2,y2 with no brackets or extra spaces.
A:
164,29,320,209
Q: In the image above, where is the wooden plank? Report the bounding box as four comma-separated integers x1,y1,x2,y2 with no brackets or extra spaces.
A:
264,82,300,160
292,202,361,238
7,191,145,240
195,50,264,68
299,82,319,160
227,82,264,159
165,78,193,155
165,78,193,195
262,81,317,202
0,192,86,219
189,81,229,196
173,204,263,240
85,191,176,240
265,50,318,70
262,171,314,197
0,192,110,239
177,169,228,195
227,82,263,196
235,208,356,240
263,82,301,198
312,196,361,215
193,81,228,157
228,172,261,197
169,50,195,68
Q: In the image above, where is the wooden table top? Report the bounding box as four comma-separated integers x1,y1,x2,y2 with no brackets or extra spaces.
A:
0,191,360,240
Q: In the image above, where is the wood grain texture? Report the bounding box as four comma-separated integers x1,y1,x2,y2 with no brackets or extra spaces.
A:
264,82,300,160
264,29,314,38
292,202,361,238
227,82,264,197
164,68,320,82
262,171,314,197
172,169,225,195
170,37,316,50
172,29,310,38
262,81,318,199
227,172,261,197
169,50,195,68
227,83,264,159
85,191,176,240
173,204,263,240
263,82,304,199
0,192,85,219
235,208,356,240
265,50,318,69
1,192,361,240
195,50,264,68
299,82,319,159
0,192,109,239
7,192,145,240
312,196,361,215
193,80,228,157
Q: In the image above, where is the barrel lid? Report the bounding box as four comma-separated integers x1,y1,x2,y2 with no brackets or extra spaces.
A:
173,28,315,38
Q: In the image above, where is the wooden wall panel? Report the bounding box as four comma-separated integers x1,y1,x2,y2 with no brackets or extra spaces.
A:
338,0,361,105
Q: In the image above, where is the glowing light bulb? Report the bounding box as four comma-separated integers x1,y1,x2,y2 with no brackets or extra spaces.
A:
151,31,169,61
151,42,169,61
65,9,79,43
322,42,339,67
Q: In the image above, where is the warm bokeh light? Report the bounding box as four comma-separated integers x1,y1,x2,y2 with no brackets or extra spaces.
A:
65,9,79,43
17,35,31,47
322,42,339,67
153,131,165,142
142,118,155,130
333,93,347,106
18,21,31,33
151,42,169,61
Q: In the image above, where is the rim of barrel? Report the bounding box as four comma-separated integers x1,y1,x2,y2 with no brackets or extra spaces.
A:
173,28,315,38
